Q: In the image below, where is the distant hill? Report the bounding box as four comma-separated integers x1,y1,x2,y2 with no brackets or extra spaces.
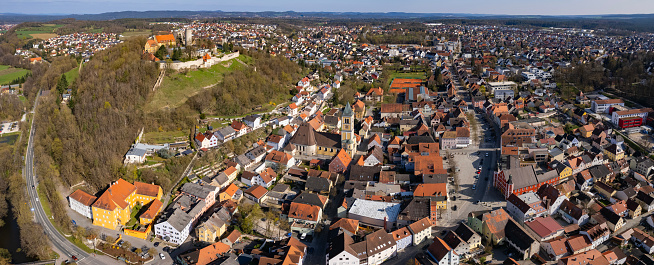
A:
2,11,654,32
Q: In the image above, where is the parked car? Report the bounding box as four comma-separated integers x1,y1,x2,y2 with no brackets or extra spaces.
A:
159,253,165,260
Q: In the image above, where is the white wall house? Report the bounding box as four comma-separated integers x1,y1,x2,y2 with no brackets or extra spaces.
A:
154,209,193,245
68,190,96,219
328,251,358,265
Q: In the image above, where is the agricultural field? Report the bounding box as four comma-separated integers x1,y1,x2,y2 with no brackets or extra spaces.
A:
144,55,249,112
15,24,63,39
120,29,152,39
0,65,30,85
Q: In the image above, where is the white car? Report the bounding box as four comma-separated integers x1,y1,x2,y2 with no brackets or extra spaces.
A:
485,153,489,157
159,253,165,260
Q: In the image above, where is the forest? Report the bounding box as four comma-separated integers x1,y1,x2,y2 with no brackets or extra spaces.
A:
185,49,305,116
555,51,654,107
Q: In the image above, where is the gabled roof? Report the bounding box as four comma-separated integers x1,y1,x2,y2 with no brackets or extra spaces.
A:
288,202,321,222
330,218,359,235
134,181,160,197
428,237,455,261
69,189,97,206
244,185,268,199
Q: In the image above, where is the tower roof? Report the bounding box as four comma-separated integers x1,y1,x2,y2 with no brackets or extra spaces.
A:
342,102,354,117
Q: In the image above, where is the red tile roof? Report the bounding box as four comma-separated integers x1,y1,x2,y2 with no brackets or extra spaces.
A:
69,189,97,206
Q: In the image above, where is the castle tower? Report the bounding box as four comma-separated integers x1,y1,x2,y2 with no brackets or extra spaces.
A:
185,28,193,46
341,102,357,157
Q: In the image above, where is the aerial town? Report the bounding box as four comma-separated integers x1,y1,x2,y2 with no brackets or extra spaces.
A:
2,11,654,265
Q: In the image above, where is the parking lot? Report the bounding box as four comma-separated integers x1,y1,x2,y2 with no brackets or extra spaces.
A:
0,121,19,134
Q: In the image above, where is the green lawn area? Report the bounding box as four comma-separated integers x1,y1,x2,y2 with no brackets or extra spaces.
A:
387,71,426,87
15,24,63,39
126,204,142,229
120,29,152,39
144,56,249,112
64,66,80,83
141,130,187,144
0,65,30,85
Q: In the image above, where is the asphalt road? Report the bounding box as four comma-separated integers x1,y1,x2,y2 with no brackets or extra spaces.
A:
24,93,109,265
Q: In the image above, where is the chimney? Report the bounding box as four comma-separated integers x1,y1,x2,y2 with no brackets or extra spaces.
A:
384,217,388,231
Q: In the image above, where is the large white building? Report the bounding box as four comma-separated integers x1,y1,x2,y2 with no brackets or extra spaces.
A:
348,199,401,230
154,208,193,245
487,81,517,92
591,99,624,113
68,189,96,219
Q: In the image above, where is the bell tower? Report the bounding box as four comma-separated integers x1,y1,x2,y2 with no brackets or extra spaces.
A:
341,102,357,157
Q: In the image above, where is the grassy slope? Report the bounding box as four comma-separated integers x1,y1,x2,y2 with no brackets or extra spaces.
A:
0,66,30,85
64,67,80,83
144,55,248,112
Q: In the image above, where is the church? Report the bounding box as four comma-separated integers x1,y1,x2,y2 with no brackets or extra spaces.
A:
285,102,359,160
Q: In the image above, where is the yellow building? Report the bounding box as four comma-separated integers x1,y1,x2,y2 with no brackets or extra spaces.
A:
145,39,159,53
91,179,163,230
603,144,624,161
195,215,228,243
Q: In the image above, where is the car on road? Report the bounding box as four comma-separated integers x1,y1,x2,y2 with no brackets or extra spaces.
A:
472,185,476,190
154,242,159,247
72,256,78,261
300,233,307,240
159,253,165,259
485,153,489,157
452,205,457,211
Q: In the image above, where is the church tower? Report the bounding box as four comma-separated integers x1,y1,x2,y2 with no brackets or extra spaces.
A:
341,102,357,157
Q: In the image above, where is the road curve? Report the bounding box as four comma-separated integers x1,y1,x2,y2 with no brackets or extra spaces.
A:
23,92,108,265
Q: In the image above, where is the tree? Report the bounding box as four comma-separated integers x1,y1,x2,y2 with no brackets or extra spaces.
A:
56,74,68,94
122,241,131,249
155,45,168,60
0,248,10,265
148,248,157,257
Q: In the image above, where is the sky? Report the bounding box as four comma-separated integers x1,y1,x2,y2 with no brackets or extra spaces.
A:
4,0,654,16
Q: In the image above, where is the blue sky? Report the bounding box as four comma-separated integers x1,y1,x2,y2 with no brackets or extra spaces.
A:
4,0,654,15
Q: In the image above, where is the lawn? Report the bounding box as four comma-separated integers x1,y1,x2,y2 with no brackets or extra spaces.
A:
144,56,248,112
387,71,426,87
0,65,30,85
141,130,187,144
64,67,80,83
126,204,143,229
120,29,152,39
15,24,63,39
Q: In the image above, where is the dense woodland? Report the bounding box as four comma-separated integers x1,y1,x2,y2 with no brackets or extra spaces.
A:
556,51,654,106
186,50,304,116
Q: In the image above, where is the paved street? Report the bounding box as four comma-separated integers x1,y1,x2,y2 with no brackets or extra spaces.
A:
24,92,112,265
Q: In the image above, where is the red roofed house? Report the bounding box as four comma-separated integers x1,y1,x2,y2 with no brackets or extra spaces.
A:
330,149,352,174
244,185,268,203
365,87,384,102
68,189,97,219
287,202,323,235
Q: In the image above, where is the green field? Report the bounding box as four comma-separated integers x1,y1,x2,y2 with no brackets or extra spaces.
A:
0,65,30,85
142,130,187,144
120,29,152,39
64,66,80,83
387,71,426,87
144,55,249,112
15,24,63,39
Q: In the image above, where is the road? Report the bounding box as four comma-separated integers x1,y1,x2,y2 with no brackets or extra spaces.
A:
23,92,109,265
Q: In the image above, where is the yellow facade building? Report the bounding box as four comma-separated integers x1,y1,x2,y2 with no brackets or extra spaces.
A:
91,179,163,230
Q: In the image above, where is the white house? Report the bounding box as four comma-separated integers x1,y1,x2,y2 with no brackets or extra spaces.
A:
241,167,277,188
124,146,147,164
391,227,413,252
243,115,262,129
154,209,193,245
195,132,218,149
68,190,96,219
214,126,236,142
407,217,433,245
427,237,459,265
